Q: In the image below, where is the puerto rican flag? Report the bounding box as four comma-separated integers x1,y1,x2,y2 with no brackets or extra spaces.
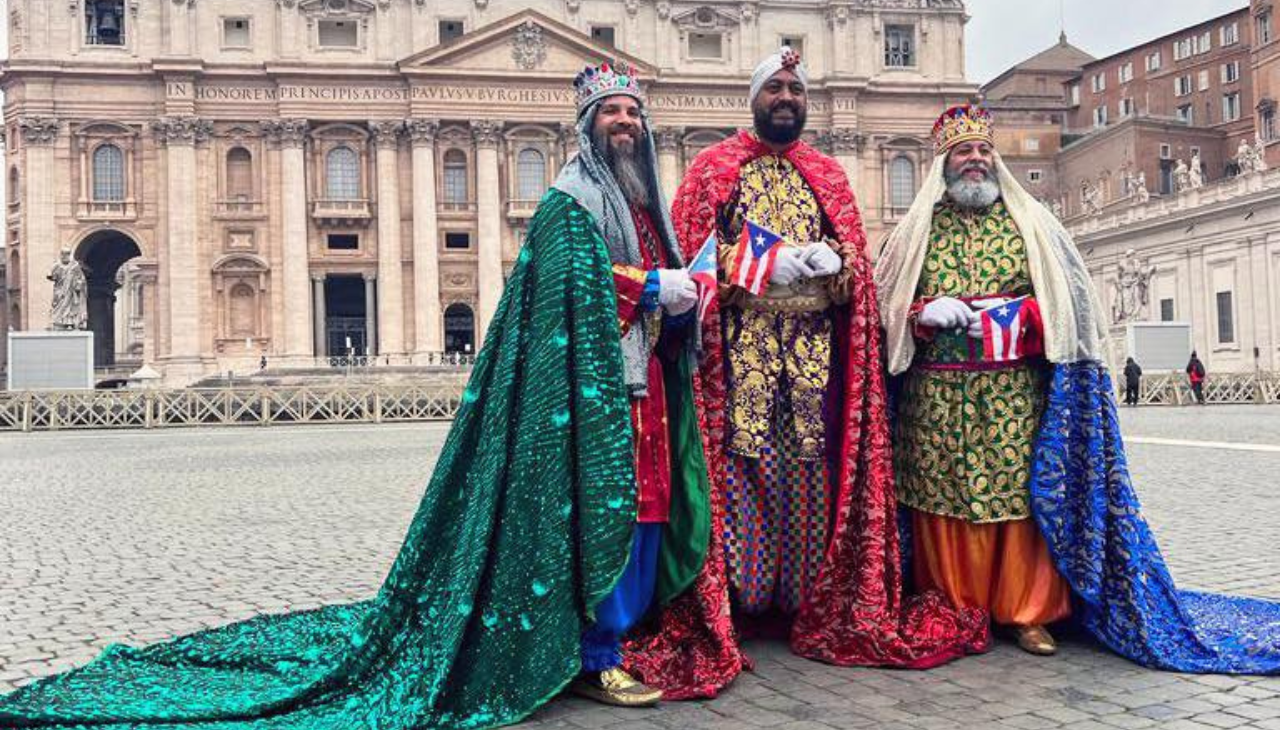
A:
728,220,784,296
980,295,1042,362
687,230,719,324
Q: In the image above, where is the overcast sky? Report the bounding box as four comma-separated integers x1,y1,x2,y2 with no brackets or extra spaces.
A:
966,0,1247,84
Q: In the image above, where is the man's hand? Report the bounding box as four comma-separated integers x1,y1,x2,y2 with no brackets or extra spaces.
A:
657,268,698,315
918,296,978,331
802,242,843,277
769,247,817,286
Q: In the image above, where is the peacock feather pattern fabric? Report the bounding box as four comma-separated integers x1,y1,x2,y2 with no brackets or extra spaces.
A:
0,190,644,729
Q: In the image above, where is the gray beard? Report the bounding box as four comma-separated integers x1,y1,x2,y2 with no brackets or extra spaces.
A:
592,128,651,208
945,174,1001,210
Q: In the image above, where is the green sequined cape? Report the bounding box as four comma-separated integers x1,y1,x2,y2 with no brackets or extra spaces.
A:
0,189,708,730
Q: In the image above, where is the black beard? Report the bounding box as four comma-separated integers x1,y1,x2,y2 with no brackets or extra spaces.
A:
753,101,806,145
592,126,650,208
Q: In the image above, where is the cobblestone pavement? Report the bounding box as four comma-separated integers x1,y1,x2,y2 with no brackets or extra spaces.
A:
1,405,1278,729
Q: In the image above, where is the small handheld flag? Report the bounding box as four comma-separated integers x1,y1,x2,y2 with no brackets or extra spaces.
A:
687,231,718,323
729,220,784,295
980,295,1041,361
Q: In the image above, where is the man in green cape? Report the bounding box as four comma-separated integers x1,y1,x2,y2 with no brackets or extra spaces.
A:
0,62,710,730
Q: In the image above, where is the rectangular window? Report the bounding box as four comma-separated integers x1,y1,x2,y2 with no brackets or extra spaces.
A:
1160,298,1175,322
1177,103,1194,124
1174,38,1191,60
1223,92,1242,122
1027,169,1043,183
1160,143,1172,159
86,0,126,46
885,25,915,67
1222,21,1239,46
780,36,804,56
223,18,251,48
1118,62,1134,84
318,20,358,47
689,32,723,59
1216,291,1235,343
1091,73,1106,93
1093,105,1108,127
1199,31,1212,53
1070,84,1080,106
445,232,471,250
1023,137,1041,152
1174,75,1193,96
1120,98,1135,117
1263,108,1277,142
1222,61,1240,84
327,234,359,251
439,20,465,43
1146,51,1162,72
590,25,616,47
1199,69,1210,91
1260,12,1273,45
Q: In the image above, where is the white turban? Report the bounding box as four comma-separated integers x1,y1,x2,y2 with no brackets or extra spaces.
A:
749,47,808,105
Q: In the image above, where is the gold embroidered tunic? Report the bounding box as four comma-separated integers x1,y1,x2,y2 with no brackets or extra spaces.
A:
718,153,838,460
895,200,1046,524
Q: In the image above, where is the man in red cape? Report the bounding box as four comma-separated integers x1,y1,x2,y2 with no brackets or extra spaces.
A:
623,48,990,699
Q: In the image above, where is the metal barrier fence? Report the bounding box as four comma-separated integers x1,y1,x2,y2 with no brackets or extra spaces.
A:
1134,372,1280,406
0,383,466,432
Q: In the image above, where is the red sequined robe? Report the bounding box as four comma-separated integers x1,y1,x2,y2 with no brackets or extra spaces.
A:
624,130,991,699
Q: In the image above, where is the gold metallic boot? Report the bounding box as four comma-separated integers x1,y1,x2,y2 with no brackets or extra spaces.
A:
1014,625,1058,656
570,667,663,707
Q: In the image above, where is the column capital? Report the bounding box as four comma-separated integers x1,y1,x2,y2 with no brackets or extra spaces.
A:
18,116,60,146
362,272,378,282
470,120,503,149
369,120,405,149
260,118,310,148
405,118,439,146
152,116,214,146
310,272,326,283
653,126,684,153
818,127,863,155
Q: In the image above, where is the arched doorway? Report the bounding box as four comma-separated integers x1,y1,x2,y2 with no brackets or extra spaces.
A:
444,303,475,355
74,229,142,368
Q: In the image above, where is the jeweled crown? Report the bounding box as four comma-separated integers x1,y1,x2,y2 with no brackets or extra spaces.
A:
932,103,994,155
574,61,644,115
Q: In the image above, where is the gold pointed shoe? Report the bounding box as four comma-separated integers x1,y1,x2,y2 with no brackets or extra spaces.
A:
570,667,663,707
1014,625,1058,656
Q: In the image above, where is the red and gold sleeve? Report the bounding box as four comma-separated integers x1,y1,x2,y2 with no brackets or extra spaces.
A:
612,263,649,336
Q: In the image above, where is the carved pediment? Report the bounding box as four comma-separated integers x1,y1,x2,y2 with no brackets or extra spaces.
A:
400,9,655,77
297,0,377,17
670,5,740,31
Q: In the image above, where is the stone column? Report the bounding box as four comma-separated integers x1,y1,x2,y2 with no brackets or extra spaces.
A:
472,120,504,344
312,273,327,358
363,274,378,356
829,128,862,192
654,127,683,204
371,120,406,356
153,116,212,365
18,117,59,332
262,119,312,359
407,118,443,355
168,0,194,56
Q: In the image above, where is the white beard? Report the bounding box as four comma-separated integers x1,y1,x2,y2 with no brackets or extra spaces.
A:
946,176,1001,210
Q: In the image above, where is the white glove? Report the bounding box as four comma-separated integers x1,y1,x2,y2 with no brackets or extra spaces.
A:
769,247,816,286
918,296,978,331
802,242,843,277
966,297,1010,338
656,268,698,315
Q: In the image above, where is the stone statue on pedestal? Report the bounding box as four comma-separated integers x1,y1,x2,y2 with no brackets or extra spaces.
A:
1080,178,1102,216
1189,152,1204,189
48,247,88,331
1173,159,1191,193
1111,248,1155,323
1133,171,1150,203
1254,133,1269,172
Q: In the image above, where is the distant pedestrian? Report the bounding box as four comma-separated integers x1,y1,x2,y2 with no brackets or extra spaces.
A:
1186,351,1206,405
1123,357,1142,406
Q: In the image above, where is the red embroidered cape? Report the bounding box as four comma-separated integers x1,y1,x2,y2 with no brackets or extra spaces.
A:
624,130,990,699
